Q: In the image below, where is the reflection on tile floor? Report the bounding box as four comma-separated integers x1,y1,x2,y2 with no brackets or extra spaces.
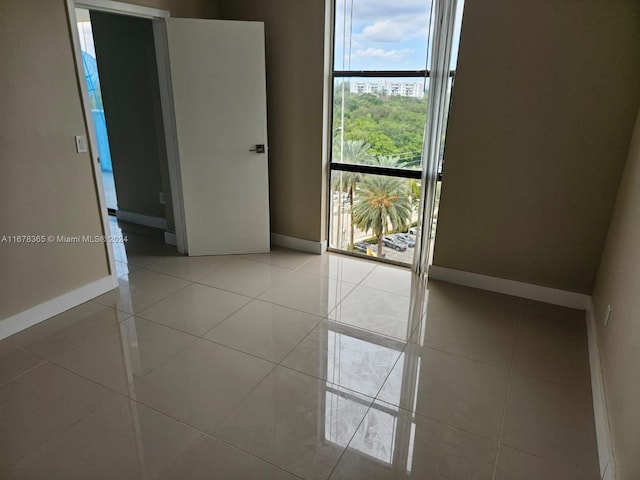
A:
0,220,599,479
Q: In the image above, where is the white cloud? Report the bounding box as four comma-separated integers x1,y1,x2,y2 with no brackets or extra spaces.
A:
361,14,429,43
362,20,404,43
352,47,413,62
351,0,432,21
334,1,434,69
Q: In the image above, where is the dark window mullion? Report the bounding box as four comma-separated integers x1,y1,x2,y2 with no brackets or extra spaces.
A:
330,163,443,181
334,70,428,78
330,162,422,180
333,70,455,78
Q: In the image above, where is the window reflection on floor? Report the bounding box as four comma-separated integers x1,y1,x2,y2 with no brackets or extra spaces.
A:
323,325,419,474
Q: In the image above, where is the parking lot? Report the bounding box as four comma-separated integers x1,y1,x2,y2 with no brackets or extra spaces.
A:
352,233,418,264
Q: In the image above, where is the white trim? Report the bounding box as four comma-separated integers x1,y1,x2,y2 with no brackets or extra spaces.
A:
66,0,119,286
427,265,614,477
321,0,334,244
152,18,188,254
413,0,459,276
271,233,326,254
67,0,188,255
74,0,169,19
66,0,180,280
427,265,591,310
586,301,616,480
164,231,177,246
67,0,187,259
0,276,116,340
116,210,167,230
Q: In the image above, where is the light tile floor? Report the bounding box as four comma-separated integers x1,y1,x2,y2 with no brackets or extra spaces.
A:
0,222,599,479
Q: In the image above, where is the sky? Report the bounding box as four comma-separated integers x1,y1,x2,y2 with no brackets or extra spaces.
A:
77,3,463,74
334,0,464,71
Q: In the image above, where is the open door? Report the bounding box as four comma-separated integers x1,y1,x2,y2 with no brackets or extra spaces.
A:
165,19,270,256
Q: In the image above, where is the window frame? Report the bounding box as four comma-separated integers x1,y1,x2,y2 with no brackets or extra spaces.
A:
327,0,453,263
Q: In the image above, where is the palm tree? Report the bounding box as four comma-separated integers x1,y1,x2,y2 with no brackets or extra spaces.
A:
408,178,421,214
352,156,412,254
332,140,373,247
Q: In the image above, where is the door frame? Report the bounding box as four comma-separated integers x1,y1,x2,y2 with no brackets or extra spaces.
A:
65,0,188,272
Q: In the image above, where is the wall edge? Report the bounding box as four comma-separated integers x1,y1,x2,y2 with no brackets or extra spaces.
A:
0,275,117,340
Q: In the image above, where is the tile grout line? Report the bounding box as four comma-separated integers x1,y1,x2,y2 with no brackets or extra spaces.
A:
7,310,130,366
5,251,409,477
323,399,375,480
141,255,299,283
34,354,298,477
501,443,601,478
417,342,512,372
368,338,511,446
13,308,518,448
514,371,595,396
10,249,595,478
324,329,414,480
33,360,306,480
208,293,355,434
136,252,393,318
17,274,396,406
138,293,255,340
11,305,200,398
203,262,401,480
491,313,521,480
61,250,310,478
0,358,47,389
157,397,307,480
47,318,201,396
93,274,194,317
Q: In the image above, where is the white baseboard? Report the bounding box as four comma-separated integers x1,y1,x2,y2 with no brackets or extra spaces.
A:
0,275,117,341
586,301,616,480
116,210,167,230
427,265,591,310
427,265,612,478
164,231,177,246
270,233,327,255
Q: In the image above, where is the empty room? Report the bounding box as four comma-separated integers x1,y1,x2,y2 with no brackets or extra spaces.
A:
1,0,639,479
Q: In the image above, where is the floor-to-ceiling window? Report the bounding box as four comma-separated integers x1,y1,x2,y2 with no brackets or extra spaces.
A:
328,0,464,266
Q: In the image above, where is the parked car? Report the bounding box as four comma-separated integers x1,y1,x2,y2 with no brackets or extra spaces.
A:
382,236,407,252
354,241,385,257
392,233,415,248
409,221,438,238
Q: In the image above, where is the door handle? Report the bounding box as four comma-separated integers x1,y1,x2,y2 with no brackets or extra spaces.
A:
249,144,266,154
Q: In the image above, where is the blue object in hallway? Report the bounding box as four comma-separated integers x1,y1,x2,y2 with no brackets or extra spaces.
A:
82,51,113,173
91,109,113,172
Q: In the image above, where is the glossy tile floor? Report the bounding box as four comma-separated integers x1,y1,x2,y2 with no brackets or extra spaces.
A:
0,222,599,479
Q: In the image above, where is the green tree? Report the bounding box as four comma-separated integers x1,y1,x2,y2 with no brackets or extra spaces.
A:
333,87,428,163
332,140,373,246
408,178,422,213
352,156,412,254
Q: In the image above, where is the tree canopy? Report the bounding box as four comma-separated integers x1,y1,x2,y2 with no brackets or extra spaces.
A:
333,84,428,168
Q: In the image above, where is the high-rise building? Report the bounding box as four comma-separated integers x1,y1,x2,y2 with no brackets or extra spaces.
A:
348,80,425,98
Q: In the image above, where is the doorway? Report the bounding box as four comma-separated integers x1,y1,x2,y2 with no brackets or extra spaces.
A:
75,7,176,246
69,1,272,263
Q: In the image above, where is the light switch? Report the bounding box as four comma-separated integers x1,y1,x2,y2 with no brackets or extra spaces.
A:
75,135,88,153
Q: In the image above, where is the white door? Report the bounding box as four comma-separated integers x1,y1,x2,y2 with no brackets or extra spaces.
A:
166,18,270,256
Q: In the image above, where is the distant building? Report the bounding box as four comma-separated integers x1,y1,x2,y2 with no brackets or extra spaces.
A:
348,80,425,98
